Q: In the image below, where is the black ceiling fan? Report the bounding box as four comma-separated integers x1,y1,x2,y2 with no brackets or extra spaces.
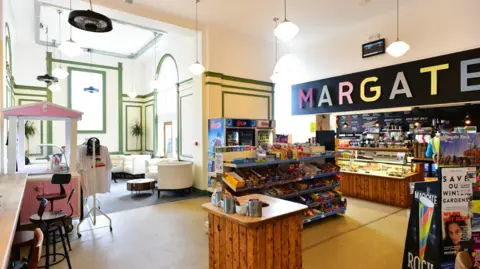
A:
69,0,113,33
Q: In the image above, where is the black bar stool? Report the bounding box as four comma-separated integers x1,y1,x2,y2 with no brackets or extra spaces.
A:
36,174,71,212
30,199,72,269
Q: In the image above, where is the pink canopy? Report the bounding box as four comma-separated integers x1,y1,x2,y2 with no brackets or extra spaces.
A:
2,102,83,119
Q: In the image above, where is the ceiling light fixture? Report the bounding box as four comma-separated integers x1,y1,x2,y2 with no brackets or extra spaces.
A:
84,49,99,93
127,57,138,99
37,25,58,84
465,113,472,126
189,0,205,76
69,0,113,33
343,122,349,129
274,0,299,42
270,18,280,83
149,32,159,89
60,0,82,57
374,120,381,127
52,10,69,80
386,0,410,57
49,83,61,93
414,121,421,128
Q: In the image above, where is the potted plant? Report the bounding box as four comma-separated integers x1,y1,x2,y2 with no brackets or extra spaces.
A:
25,120,37,155
130,120,143,150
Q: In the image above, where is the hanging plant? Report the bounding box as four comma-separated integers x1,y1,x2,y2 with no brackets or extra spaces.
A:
25,121,37,155
130,120,143,150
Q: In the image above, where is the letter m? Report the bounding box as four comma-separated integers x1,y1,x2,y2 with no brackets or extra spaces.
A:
299,88,313,108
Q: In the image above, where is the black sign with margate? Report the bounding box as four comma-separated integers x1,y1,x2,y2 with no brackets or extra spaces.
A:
292,48,480,115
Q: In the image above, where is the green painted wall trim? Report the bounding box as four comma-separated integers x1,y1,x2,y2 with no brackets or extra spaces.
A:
156,54,180,82
5,22,13,74
178,78,193,86
144,104,154,151
121,92,155,99
205,71,274,87
178,93,194,158
52,58,119,71
14,84,48,92
221,91,271,119
118,62,124,154
67,67,107,134
125,105,143,152
46,52,53,149
206,81,273,94
13,92,47,98
153,89,158,153
122,100,153,104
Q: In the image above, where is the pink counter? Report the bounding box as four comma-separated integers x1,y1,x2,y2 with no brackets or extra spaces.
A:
20,174,79,225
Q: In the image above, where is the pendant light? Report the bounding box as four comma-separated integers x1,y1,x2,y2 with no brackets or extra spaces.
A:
84,49,99,93
386,0,410,57
127,58,138,99
52,10,69,80
69,0,113,33
149,32,159,89
189,0,205,76
342,122,349,129
270,18,280,83
374,120,381,128
274,0,299,42
465,113,472,125
60,0,82,57
37,25,58,84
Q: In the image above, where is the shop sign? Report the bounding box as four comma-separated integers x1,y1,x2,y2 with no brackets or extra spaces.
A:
292,48,480,115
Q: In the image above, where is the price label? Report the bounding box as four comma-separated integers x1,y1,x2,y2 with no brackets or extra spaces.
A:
215,153,224,173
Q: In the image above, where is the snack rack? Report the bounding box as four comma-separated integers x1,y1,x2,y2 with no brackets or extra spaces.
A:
214,145,346,224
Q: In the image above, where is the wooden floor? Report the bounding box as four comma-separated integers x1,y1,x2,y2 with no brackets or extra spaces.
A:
45,197,408,269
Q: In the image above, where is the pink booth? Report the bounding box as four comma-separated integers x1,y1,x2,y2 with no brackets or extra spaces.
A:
3,102,82,224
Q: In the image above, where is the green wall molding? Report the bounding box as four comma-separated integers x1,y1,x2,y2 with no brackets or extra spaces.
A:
153,89,158,153
13,92,48,98
14,84,48,92
125,105,143,152
118,62,124,154
205,71,274,87
123,100,153,104
5,22,12,73
67,67,107,134
178,78,193,86
122,92,155,99
206,81,273,94
221,91,271,119
179,93,194,158
52,58,119,71
144,104,154,151
156,54,180,82
46,52,53,149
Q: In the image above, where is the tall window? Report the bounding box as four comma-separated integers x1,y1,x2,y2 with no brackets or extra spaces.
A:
69,68,106,133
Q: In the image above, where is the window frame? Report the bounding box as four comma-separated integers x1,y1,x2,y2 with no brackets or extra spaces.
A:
68,67,107,134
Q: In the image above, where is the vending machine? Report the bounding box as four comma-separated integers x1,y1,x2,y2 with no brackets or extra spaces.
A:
255,119,276,146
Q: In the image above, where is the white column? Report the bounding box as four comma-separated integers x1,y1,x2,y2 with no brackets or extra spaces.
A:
69,119,77,174
7,117,17,174
17,118,25,172
65,119,71,171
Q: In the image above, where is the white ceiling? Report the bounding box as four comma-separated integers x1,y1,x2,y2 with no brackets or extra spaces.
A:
125,0,417,44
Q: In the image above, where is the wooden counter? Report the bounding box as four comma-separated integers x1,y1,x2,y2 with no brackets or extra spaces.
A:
0,174,28,269
340,165,424,207
203,194,307,269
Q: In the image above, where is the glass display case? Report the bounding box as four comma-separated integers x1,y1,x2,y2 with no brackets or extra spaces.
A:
337,147,413,178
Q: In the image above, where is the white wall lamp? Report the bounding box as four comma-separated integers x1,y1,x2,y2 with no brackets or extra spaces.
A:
189,0,205,76
274,0,299,42
386,0,410,57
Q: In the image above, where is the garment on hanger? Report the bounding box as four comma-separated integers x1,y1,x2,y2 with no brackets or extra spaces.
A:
76,142,112,197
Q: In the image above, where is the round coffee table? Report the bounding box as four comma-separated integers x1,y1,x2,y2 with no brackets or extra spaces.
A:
126,178,156,194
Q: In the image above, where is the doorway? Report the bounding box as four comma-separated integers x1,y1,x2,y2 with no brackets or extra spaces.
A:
164,122,173,158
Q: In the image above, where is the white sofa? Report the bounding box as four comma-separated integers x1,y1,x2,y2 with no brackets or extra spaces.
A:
145,158,165,179
123,155,152,178
111,155,125,182
155,161,194,198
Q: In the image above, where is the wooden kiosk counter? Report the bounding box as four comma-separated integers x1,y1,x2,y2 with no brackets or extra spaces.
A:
203,194,307,269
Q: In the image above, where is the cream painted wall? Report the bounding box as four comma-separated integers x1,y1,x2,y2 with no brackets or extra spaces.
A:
275,0,480,141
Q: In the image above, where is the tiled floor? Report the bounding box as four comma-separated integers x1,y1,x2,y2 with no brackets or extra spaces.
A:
50,197,409,269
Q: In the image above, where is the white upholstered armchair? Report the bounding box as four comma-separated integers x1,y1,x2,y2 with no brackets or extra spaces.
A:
155,161,194,198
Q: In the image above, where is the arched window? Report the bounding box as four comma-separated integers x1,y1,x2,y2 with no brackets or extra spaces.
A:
155,54,179,158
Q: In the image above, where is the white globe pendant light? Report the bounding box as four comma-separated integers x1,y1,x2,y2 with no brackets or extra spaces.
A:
127,91,138,99
387,0,410,57
274,0,299,42
49,83,61,93
189,0,205,76
189,61,205,76
53,10,69,80
60,0,82,58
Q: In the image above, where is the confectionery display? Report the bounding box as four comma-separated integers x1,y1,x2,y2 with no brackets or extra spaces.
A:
262,176,340,197
337,160,411,178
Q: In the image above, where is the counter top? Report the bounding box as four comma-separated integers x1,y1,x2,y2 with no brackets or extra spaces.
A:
202,194,307,227
0,174,28,269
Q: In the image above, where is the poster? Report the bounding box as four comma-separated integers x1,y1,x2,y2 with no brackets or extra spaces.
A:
439,133,480,166
441,211,472,268
403,181,441,269
441,167,474,211
208,119,225,158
